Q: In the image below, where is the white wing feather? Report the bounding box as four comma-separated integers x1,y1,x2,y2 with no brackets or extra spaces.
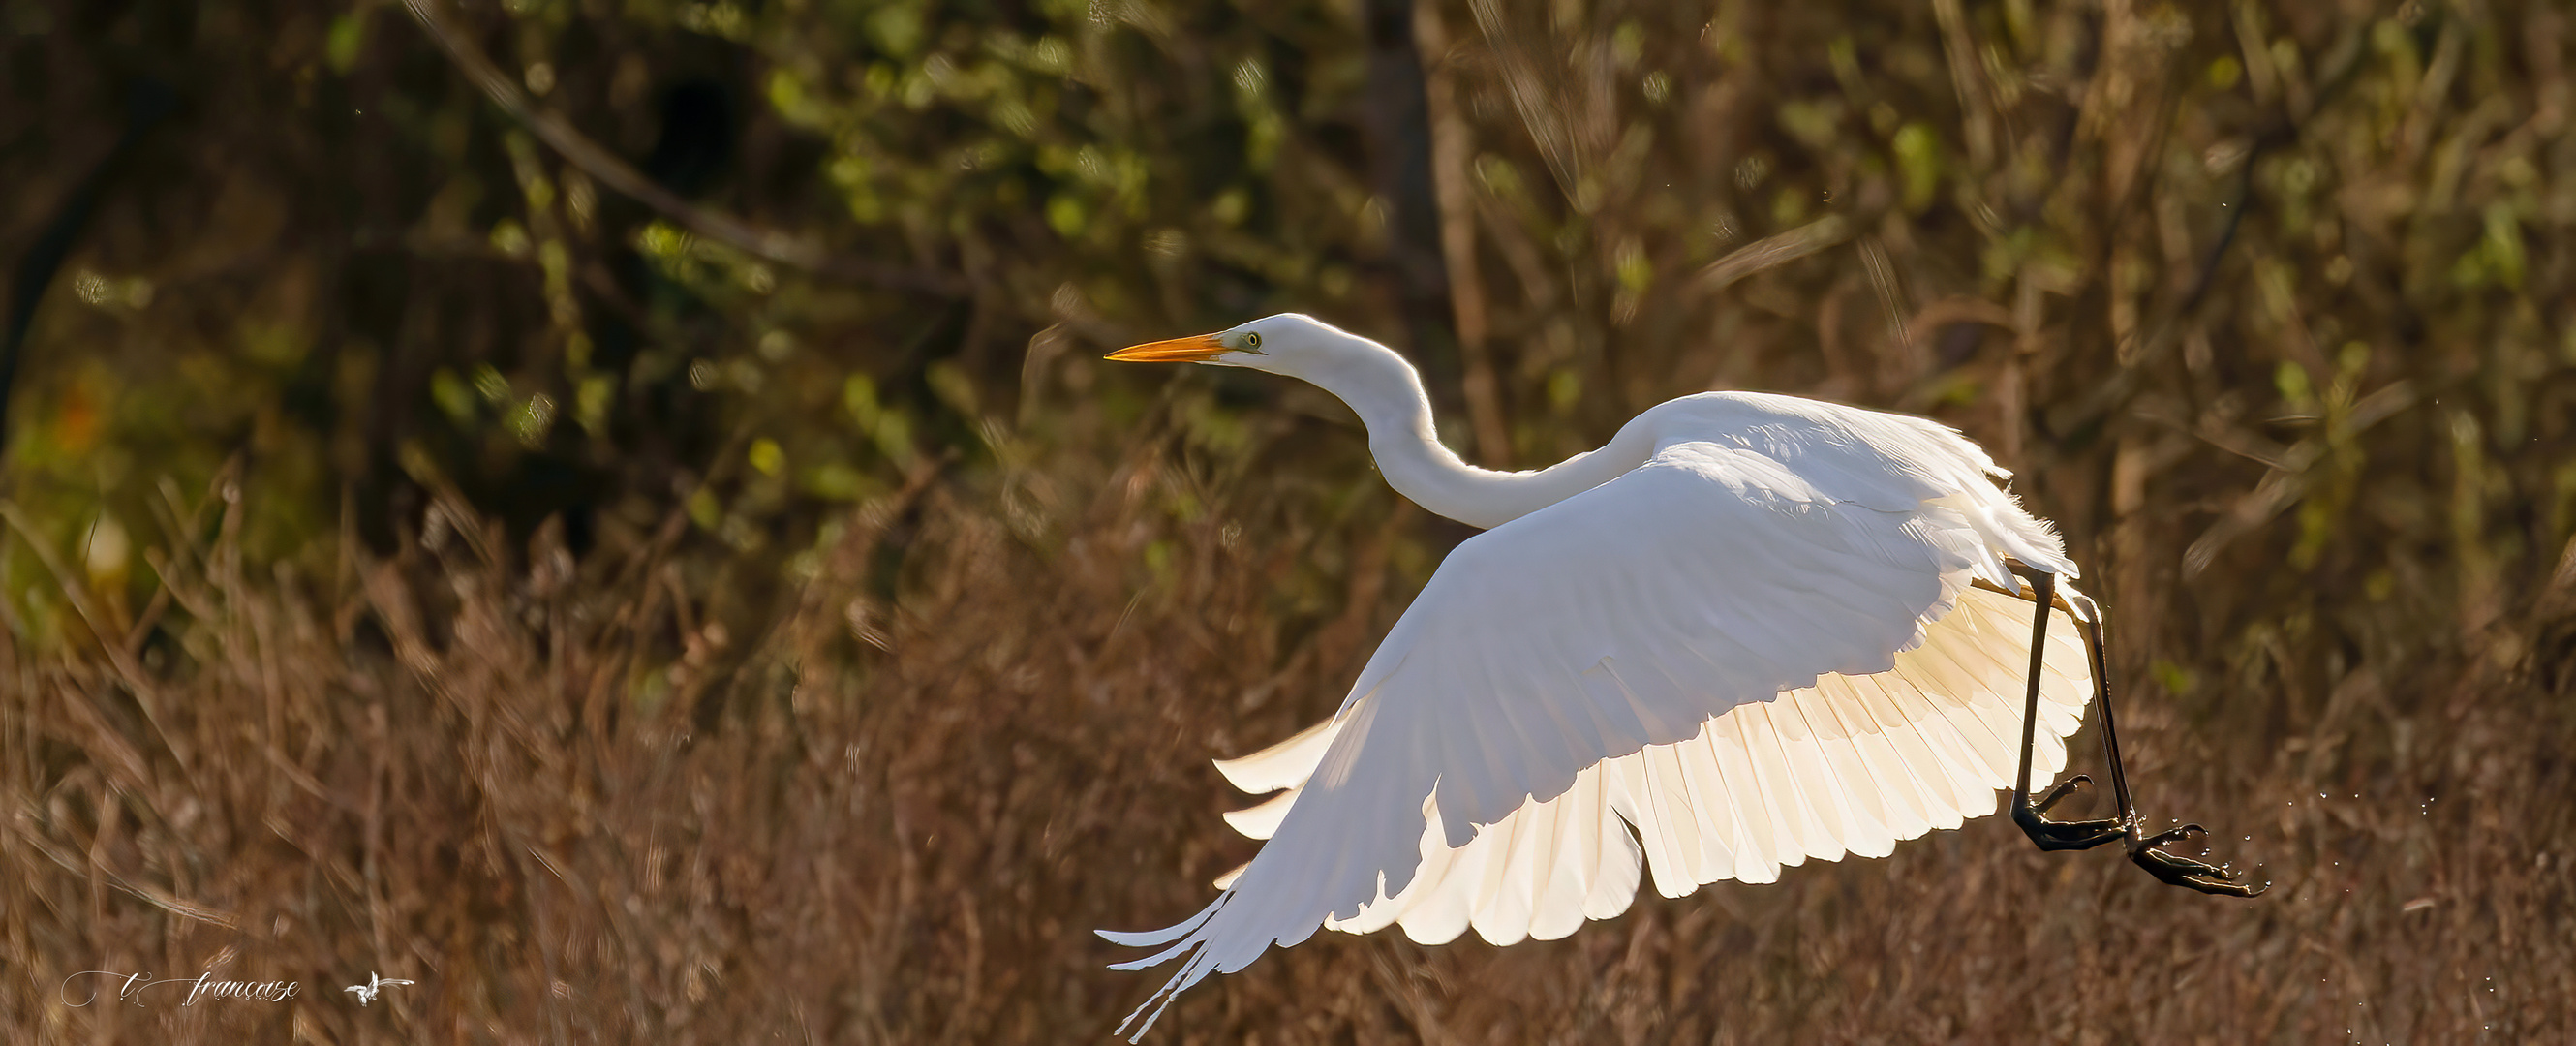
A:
1103,393,2091,1037
1204,585,2092,936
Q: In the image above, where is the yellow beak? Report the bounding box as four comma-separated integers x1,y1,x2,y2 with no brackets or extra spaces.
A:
1105,332,1229,363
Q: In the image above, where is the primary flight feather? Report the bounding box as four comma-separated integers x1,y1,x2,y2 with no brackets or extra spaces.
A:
1097,314,2256,1039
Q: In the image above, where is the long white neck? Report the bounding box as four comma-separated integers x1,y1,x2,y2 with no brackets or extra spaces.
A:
1291,338,1654,530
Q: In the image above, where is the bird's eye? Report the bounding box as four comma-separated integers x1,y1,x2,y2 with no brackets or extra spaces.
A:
1242,332,1263,351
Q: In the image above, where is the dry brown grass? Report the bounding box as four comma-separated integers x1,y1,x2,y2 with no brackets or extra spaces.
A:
5,429,2573,1045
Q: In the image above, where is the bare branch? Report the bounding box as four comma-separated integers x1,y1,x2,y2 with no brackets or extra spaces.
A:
400,0,965,295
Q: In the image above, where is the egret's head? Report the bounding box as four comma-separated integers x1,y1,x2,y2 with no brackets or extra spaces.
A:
1104,313,1369,382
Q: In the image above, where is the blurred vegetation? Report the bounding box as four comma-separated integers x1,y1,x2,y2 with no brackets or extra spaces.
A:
5,0,2573,1041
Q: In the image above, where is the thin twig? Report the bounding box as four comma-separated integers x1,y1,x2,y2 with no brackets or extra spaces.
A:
1695,215,1852,293
399,0,966,295
9,815,239,930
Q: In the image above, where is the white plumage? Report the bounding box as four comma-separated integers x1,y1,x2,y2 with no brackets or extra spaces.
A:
1097,314,2109,1038
1209,581,2093,940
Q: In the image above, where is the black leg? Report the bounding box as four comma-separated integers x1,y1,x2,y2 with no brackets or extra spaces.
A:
2005,570,2125,851
1983,565,2265,897
2064,600,2266,897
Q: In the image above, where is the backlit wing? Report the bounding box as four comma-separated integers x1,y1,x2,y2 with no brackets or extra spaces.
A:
1207,583,2091,941
1102,397,2092,1038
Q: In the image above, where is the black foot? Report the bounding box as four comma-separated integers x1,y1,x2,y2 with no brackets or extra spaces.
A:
2012,777,2124,851
2033,774,2092,814
2129,823,2266,897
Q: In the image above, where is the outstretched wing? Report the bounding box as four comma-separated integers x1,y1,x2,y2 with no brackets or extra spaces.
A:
1103,398,2089,1038
1205,581,2092,943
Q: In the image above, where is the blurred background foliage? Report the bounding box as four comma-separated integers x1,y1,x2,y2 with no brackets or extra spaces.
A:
8,0,2575,676
6,0,2575,1041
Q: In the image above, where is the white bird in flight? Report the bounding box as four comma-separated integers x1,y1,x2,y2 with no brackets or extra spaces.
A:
1097,313,2258,1039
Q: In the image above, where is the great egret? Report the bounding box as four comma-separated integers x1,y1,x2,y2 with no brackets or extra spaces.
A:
1097,313,2257,1039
